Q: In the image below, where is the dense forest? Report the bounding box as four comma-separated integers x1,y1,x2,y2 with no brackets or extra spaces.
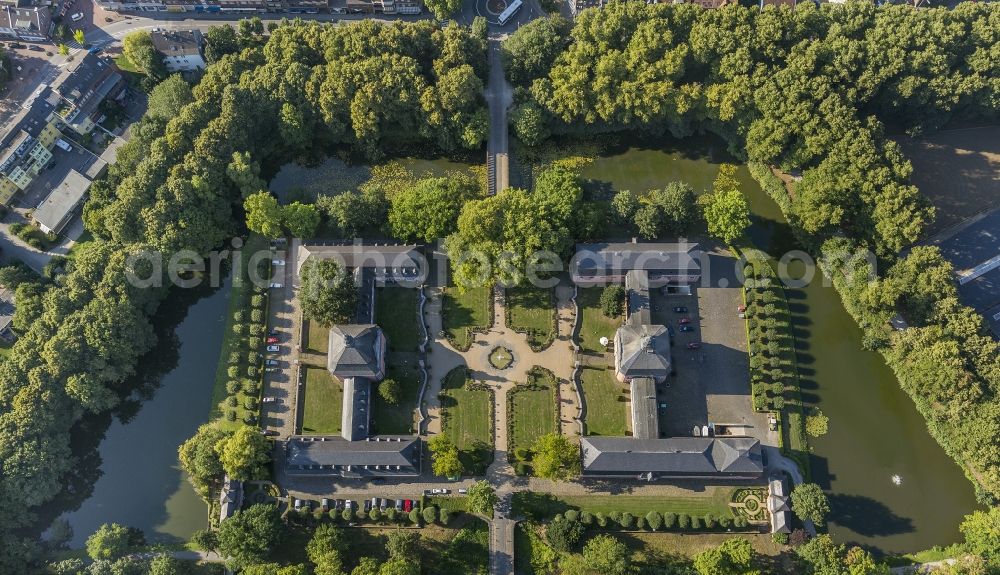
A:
504,2,1000,503
0,20,488,572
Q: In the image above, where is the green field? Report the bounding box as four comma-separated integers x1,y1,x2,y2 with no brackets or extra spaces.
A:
442,284,491,350
304,319,330,355
508,286,556,349
512,491,735,520
510,370,558,453
440,368,493,473
301,367,342,435
576,287,622,353
579,366,628,436
377,287,422,351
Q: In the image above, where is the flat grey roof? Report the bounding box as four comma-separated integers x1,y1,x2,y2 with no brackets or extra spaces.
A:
629,377,658,440
341,377,370,441
34,169,91,233
150,29,202,57
581,437,763,477
285,436,420,476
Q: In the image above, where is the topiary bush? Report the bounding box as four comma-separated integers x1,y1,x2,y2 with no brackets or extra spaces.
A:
226,380,241,394
580,511,593,526
663,512,676,529
645,511,662,530
718,516,731,529
703,513,716,529
226,410,237,422
690,516,702,530
734,517,748,529
595,512,607,528
422,506,438,524
677,514,690,529
564,510,579,522
635,516,646,530
227,396,238,407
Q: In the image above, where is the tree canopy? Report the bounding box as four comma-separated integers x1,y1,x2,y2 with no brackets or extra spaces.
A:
299,258,358,327
214,425,271,481
218,504,284,569
790,483,830,526
388,174,480,243
530,433,581,481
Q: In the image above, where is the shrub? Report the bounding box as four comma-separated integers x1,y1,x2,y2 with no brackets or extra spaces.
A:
368,508,382,522
733,517,748,529
514,462,529,476
608,511,622,526
250,323,264,336
251,309,264,323
595,512,607,528
227,366,239,379
386,508,397,522
439,509,452,525
703,513,716,529
772,396,785,410
232,322,245,335
619,512,634,529
228,352,240,365
515,448,531,461
233,311,245,322
553,513,563,522
564,510,579,522
645,511,662,530
663,512,676,529
635,516,646,530
690,516,702,530
677,514,690,529
423,505,439,524
580,511,593,526
226,410,237,422
408,509,420,524
600,285,626,318
718,516,731,529
226,380,241,394
227,396,238,407
772,532,789,545
252,295,265,308
342,509,354,522
770,382,784,396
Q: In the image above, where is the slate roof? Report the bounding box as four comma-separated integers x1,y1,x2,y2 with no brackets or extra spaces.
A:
615,323,671,381
328,324,384,379
630,377,659,440
285,436,420,477
573,242,702,276
580,437,763,477
341,377,370,442
297,243,423,277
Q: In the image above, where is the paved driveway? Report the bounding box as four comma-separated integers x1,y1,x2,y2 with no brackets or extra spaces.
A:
260,240,301,438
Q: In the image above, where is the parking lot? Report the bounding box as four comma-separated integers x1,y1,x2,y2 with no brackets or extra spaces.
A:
650,254,776,444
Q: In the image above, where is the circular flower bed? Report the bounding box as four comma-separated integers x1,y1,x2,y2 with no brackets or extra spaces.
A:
489,346,514,370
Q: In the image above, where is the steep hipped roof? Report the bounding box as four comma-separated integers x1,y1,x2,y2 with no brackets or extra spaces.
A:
328,324,384,379
630,377,659,440
285,436,420,476
573,242,702,275
616,323,671,380
581,437,763,476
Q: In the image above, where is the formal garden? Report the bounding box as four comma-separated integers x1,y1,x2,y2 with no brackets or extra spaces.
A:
373,287,424,435
441,282,492,351
573,288,630,437
506,286,557,350
438,367,494,475
508,367,560,473
210,234,272,431
575,288,622,354
300,367,343,435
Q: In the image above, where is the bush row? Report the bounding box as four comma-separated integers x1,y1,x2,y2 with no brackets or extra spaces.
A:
286,503,454,528
554,509,751,532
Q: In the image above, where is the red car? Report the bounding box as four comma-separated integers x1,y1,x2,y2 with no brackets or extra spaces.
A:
687,342,702,350
266,336,279,343
678,318,692,325
403,499,412,512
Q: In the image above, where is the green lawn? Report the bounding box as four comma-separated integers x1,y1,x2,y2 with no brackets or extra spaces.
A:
301,367,342,435
579,365,628,436
304,319,330,355
373,357,421,435
210,234,269,430
377,287,422,352
508,286,556,350
442,284,491,350
512,491,735,520
440,367,493,473
576,287,622,353
510,370,558,453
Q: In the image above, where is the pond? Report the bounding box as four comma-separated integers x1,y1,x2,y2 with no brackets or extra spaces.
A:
576,138,979,553
57,278,231,547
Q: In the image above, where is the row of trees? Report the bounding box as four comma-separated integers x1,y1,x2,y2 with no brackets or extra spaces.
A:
505,3,998,256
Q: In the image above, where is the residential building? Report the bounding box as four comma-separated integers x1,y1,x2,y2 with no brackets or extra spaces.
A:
343,0,421,13
51,53,127,136
218,475,243,523
0,3,51,42
760,0,796,6
150,29,206,73
34,168,90,234
572,241,702,286
0,287,14,341
768,477,792,533
0,88,60,204
284,436,421,478
580,437,764,480
295,242,426,287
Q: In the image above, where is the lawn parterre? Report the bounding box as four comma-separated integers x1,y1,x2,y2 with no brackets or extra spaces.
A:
576,288,622,354
441,283,492,351
509,367,559,465
507,286,557,350
579,366,628,437
374,287,425,435
377,287,423,352
304,319,330,355
300,367,343,435
439,367,494,474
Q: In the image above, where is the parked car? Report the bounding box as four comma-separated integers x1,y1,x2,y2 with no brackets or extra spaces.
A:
272,259,285,266
266,336,279,343
265,367,279,373
686,342,702,350
27,45,42,52
266,344,280,353
265,359,279,366
293,499,303,511
679,325,695,333
678,318,692,325
364,499,372,512
54,138,72,152
261,396,276,404
269,283,283,289
70,12,84,21
395,499,404,511
672,306,688,313
345,500,355,510
403,499,412,512
431,488,450,495
378,498,387,511
261,429,279,437
321,498,330,511
268,329,280,337
458,488,468,494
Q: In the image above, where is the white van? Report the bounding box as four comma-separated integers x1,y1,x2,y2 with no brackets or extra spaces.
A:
55,138,72,152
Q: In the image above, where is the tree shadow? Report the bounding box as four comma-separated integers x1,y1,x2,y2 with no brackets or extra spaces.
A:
828,493,915,538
